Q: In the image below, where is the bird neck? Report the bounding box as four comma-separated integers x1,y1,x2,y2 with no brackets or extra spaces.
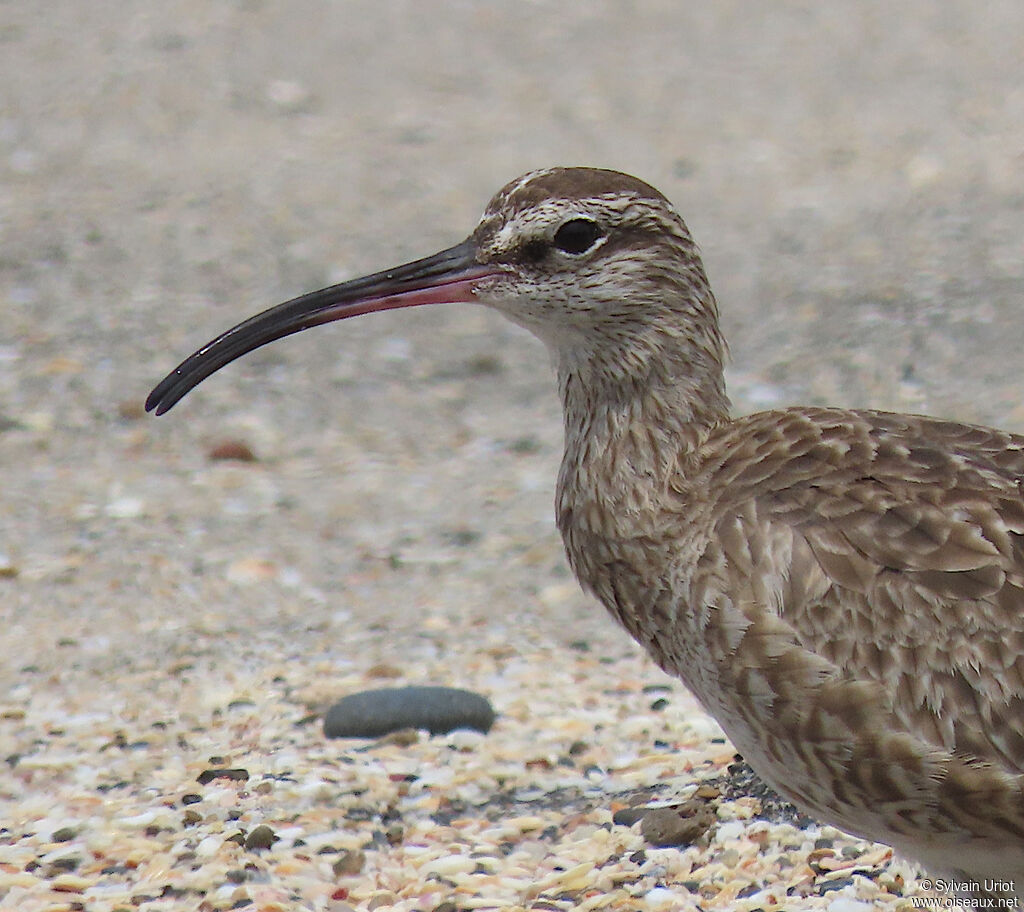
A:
554,325,730,532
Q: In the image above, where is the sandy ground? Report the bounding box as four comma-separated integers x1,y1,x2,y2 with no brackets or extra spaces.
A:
2,2,1024,910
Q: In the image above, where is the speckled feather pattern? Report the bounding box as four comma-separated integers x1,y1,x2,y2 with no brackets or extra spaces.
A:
470,169,1024,904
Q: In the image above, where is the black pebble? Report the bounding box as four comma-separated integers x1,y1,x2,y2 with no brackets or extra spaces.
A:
323,686,496,739
611,807,650,827
197,767,250,785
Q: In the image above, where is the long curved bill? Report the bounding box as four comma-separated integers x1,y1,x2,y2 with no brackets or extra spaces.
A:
146,238,494,415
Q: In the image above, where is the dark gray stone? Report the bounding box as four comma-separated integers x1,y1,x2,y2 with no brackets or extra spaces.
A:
323,686,495,738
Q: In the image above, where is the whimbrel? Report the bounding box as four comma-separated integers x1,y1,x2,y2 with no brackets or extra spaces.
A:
148,168,1024,905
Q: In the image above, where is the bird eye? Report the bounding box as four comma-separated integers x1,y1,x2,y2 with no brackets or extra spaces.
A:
552,219,604,255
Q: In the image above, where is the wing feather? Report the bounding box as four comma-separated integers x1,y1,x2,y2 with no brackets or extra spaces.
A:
698,407,1024,773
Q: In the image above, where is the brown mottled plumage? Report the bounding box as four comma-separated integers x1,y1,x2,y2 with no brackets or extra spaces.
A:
148,168,1024,905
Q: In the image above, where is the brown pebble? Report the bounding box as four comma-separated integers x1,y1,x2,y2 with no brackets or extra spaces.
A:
366,662,403,679
639,802,716,847
182,810,203,826
367,892,398,910
244,824,277,850
208,439,257,462
807,846,846,874
117,400,146,421
51,826,78,843
693,784,721,800
47,856,81,873
333,849,366,876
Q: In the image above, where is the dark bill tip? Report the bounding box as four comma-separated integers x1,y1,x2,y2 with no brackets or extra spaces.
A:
146,238,494,415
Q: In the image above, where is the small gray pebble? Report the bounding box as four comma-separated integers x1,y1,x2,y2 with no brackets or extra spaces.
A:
51,826,78,843
323,686,495,738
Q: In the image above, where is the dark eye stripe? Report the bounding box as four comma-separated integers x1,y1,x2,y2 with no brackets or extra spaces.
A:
519,238,548,263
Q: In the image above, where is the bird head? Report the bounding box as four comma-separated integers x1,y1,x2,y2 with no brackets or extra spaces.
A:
147,167,721,415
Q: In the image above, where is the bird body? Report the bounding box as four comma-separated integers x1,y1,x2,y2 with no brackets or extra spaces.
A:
563,399,1024,891
148,167,1024,905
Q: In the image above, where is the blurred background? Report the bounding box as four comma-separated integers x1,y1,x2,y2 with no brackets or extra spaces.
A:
1,1,1023,903
6,2,1024,427
4,0,1024,744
